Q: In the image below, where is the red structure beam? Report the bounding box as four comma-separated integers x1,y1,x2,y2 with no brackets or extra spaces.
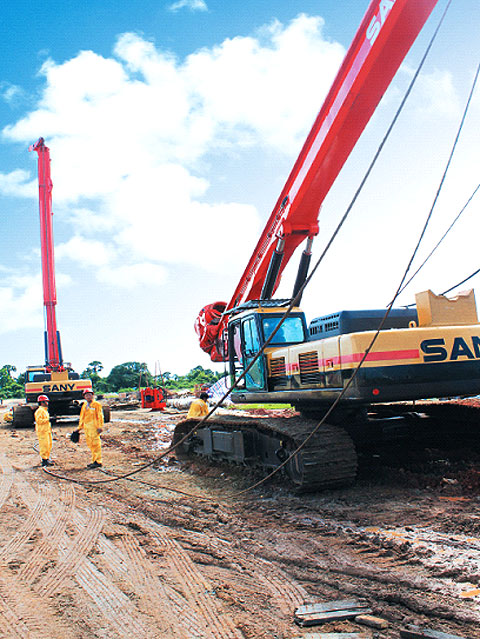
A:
30,137,63,371
197,0,438,361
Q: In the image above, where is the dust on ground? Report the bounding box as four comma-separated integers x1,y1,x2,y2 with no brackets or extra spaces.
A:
1,405,480,638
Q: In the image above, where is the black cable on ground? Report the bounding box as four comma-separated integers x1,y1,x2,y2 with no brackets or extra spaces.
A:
42,0,453,495
98,467,213,501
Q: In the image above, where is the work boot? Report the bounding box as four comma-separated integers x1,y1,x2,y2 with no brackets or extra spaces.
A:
87,461,102,469
41,459,54,467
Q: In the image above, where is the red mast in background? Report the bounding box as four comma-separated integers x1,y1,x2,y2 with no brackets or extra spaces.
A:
29,137,64,371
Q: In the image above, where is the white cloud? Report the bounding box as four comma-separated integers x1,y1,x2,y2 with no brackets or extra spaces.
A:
1,13,471,300
56,236,113,267
168,0,208,13
97,262,168,288
407,67,459,118
0,83,24,105
0,169,36,198
1,14,346,286
0,272,43,333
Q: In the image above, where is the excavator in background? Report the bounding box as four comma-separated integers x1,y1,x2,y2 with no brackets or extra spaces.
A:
173,0,480,491
12,139,110,427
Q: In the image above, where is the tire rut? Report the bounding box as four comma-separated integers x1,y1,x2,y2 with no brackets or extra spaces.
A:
0,571,74,639
18,484,75,585
0,453,14,510
277,536,480,625
15,474,159,638
0,485,51,563
150,524,243,639
75,558,155,638
37,505,105,597
248,555,308,613
178,527,309,617
119,529,201,637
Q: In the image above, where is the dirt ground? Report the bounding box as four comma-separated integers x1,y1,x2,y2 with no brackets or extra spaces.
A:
1,406,480,639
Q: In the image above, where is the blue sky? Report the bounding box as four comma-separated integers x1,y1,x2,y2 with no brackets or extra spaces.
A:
0,0,479,379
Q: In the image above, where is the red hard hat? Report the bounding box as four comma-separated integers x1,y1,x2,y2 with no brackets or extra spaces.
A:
83,389,93,395
37,394,49,402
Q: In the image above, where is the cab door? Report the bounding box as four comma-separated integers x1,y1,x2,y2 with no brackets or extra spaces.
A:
242,316,267,391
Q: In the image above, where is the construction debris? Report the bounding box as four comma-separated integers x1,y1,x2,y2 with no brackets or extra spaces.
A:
355,613,388,630
400,626,469,639
294,599,371,626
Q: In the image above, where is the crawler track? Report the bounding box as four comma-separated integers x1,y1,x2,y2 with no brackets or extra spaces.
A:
174,415,358,491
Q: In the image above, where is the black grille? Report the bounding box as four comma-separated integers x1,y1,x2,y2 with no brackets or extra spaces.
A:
270,357,288,387
298,351,323,385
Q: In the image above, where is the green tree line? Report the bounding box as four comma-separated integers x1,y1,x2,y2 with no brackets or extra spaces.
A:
0,362,226,398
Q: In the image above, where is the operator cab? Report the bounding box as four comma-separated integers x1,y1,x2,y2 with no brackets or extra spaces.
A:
26,364,80,382
227,300,308,392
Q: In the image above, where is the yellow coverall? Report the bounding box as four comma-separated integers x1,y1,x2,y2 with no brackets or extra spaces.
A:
34,405,52,461
79,400,104,464
187,398,208,419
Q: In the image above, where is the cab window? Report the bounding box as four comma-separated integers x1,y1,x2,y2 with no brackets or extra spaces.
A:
243,317,261,354
262,316,305,345
27,371,50,382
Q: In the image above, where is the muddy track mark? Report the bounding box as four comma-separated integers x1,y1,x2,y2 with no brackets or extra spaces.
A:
0,595,32,639
38,505,105,597
248,554,308,613
16,477,156,637
174,525,309,617
18,484,76,585
0,572,74,639
0,485,51,563
75,557,157,639
349,525,480,584
0,453,14,511
150,524,243,639
270,536,480,626
119,528,202,638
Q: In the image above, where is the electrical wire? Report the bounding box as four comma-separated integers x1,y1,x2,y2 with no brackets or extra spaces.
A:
440,266,480,297
397,61,480,297
42,0,455,495
400,181,480,297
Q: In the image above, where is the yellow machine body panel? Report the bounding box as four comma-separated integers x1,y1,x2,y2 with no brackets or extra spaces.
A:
25,366,92,404
230,292,480,406
265,322,480,404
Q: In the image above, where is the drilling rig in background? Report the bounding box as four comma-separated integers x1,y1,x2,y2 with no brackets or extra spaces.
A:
12,138,110,427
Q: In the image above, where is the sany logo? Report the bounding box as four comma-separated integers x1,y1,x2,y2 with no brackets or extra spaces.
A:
421,336,480,362
366,0,396,45
42,383,76,392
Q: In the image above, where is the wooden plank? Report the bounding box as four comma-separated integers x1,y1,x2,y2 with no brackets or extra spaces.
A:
295,600,369,616
400,625,468,639
355,614,388,630
295,608,372,626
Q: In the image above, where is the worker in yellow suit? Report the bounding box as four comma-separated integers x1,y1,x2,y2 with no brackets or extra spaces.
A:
187,392,209,419
79,389,104,469
35,394,54,467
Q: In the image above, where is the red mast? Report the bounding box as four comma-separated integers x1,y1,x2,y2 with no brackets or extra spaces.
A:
29,137,64,371
196,0,438,362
